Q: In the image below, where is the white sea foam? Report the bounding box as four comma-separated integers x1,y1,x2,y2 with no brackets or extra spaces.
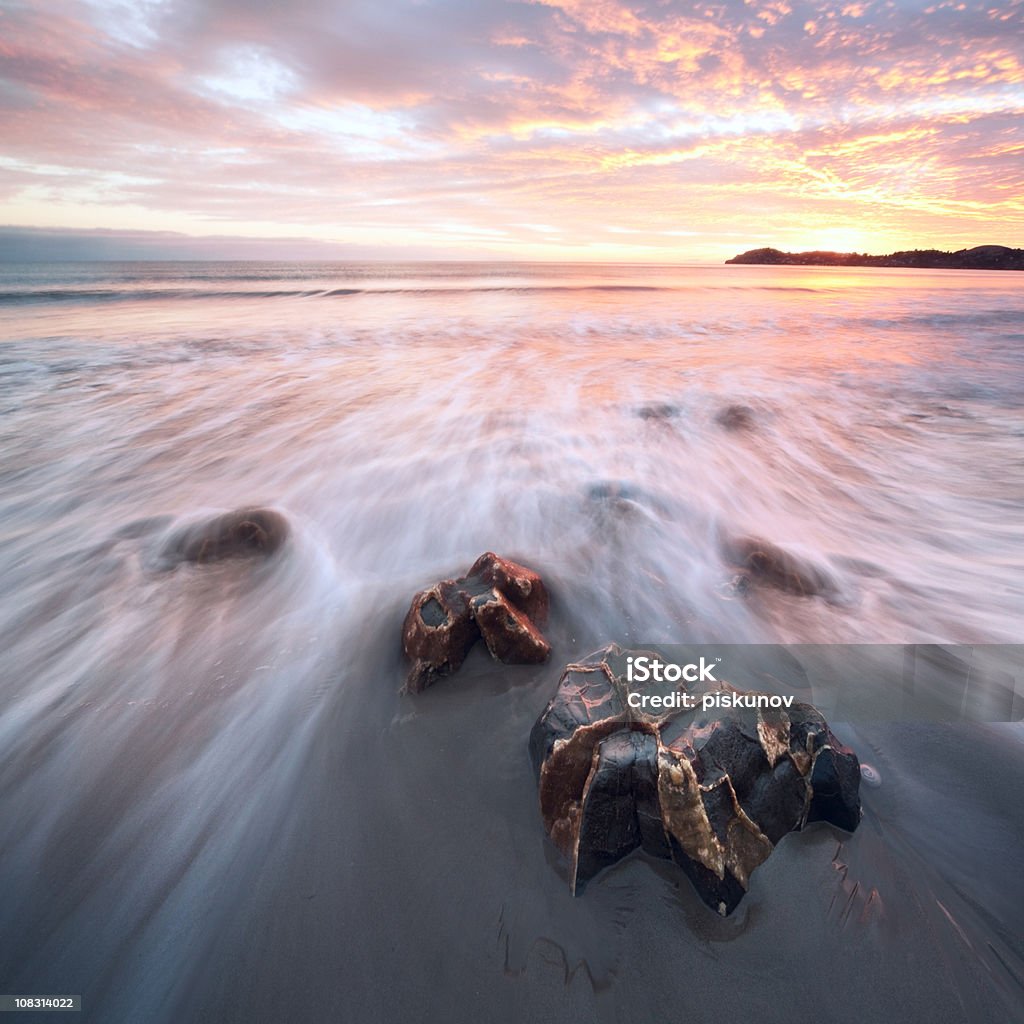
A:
0,261,1021,1020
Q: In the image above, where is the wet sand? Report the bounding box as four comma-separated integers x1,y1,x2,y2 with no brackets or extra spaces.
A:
7,590,1023,1023
187,641,1024,1024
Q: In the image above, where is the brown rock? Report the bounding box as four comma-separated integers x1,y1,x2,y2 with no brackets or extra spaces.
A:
401,581,479,694
161,507,290,566
470,590,551,665
715,404,756,431
722,535,836,599
466,551,549,625
401,552,550,693
529,645,861,913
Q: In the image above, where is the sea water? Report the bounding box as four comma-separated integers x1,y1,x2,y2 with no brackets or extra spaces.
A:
1,261,1022,1022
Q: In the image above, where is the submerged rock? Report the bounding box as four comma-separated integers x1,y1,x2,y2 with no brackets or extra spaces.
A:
529,644,861,914
636,403,679,421
585,481,647,504
715,404,756,431
722,535,837,600
161,507,290,566
583,481,667,522
401,552,550,693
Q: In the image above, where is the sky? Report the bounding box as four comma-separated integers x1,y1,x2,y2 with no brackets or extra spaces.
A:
1,0,1022,261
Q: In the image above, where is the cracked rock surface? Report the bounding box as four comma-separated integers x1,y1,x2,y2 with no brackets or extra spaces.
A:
529,644,861,915
401,552,550,693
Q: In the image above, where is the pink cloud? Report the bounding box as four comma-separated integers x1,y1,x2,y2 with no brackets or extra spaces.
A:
0,0,1021,257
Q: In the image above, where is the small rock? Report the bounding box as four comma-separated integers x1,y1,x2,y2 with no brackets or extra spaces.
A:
715,404,756,431
722,535,836,599
471,590,551,665
636,403,679,421
715,574,751,601
584,481,663,521
585,481,645,504
161,507,290,566
402,582,478,692
401,552,550,693
466,551,549,624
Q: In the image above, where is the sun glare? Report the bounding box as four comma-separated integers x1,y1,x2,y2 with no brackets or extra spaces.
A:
789,230,876,254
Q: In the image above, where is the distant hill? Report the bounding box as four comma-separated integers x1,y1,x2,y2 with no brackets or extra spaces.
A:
725,245,1024,270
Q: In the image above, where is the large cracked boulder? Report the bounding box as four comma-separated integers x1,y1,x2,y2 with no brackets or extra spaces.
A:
401,552,550,693
529,645,861,915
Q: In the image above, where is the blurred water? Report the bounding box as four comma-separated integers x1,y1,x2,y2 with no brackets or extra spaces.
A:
1,261,1022,1022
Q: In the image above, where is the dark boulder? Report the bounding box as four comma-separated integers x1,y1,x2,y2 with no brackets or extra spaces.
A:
575,730,667,884
530,645,861,914
402,552,550,693
722,535,837,600
161,507,290,566
715,404,756,431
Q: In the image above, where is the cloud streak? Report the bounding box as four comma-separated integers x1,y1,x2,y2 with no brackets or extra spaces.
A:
1,0,1022,258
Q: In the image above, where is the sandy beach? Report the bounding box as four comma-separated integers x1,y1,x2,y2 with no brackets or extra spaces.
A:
0,261,1022,1022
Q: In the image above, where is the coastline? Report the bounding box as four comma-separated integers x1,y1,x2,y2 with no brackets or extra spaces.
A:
726,245,1024,270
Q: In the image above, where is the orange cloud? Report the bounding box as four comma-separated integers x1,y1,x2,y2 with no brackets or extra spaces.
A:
0,0,1021,259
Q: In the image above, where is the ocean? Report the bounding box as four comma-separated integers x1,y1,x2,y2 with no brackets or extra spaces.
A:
1,260,1022,1022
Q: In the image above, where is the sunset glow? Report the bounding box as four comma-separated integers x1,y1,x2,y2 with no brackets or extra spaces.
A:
1,0,1023,260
